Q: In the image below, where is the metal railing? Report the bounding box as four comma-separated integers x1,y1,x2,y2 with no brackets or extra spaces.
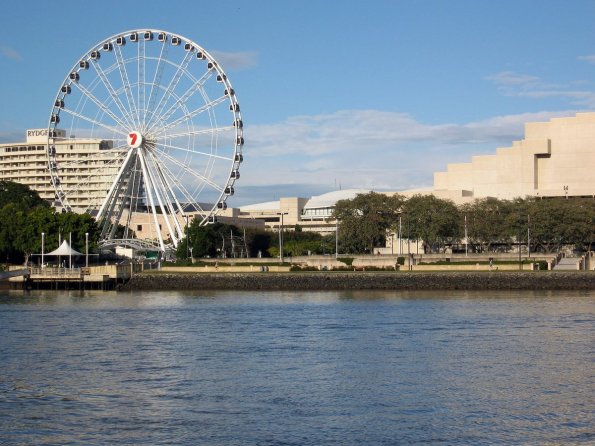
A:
29,267,82,278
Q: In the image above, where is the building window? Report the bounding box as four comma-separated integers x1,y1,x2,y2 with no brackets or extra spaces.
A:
137,225,142,231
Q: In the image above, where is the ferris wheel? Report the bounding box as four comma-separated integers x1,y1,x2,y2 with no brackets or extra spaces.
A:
47,29,243,253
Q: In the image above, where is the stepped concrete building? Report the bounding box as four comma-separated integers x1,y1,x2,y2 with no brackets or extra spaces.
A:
433,112,595,202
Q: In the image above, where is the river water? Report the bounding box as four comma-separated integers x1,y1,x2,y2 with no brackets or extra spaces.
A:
0,289,593,445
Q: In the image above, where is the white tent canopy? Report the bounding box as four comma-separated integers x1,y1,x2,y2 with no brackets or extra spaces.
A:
45,240,84,256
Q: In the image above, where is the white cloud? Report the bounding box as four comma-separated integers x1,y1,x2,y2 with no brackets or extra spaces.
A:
248,109,572,158
239,109,576,193
578,55,595,64
485,71,540,86
484,70,595,106
0,45,22,62
209,50,257,70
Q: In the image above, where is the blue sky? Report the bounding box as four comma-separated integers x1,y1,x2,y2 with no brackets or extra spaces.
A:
1,0,595,205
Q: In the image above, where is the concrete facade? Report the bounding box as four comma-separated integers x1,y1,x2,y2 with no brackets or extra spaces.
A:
433,112,595,201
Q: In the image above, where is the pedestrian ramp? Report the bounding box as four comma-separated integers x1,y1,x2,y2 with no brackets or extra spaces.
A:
553,257,581,270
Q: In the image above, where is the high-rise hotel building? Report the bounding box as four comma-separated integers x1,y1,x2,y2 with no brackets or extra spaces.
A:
0,129,118,212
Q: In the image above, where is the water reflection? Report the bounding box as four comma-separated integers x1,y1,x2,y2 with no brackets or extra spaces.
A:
0,290,593,445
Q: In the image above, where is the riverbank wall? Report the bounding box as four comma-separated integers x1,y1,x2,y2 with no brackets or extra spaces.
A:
120,271,595,291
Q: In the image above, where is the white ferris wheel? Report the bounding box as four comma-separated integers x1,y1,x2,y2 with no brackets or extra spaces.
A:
47,29,243,253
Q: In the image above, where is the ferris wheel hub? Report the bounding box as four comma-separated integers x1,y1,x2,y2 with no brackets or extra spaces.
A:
127,131,143,149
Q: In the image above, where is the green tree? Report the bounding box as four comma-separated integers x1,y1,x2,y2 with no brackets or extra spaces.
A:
55,212,100,252
402,194,461,253
280,230,326,257
0,203,24,263
0,181,48,211
244,228,273,258
177,221,244,259
460,197,512,252
333,192,404,254
523,198,594,253
0,182,101,264
15,206,58,264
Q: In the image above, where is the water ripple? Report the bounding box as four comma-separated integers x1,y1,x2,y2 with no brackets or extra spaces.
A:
0,289,593,445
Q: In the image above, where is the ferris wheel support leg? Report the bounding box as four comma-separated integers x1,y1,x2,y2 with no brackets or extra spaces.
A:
146,150,185,243
138,149,166,252
142,151,178,247
121,158,143,239
97,149,135,222
106,164,138,241
99,167,133,242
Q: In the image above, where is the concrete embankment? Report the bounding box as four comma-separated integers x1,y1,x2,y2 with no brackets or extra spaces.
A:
120,271,595,291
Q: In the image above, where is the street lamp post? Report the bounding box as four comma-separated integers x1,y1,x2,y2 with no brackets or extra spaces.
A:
464,215,468,257
85,232,89,267
41,232,45,268
277,212,288,263
398,215,402,256
335,218,339,259
518,225,522,271
185,215,189,260
527,214,531,259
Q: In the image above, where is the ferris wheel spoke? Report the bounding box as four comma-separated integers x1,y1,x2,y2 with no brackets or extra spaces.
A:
158,149,224,193
151,94,229,136
145,39,169,130
58,107,129,138
114,44,140,128
160,125,234,140
91,60,136,129
153,153,208,214
155,140,232,161
144,50,194,131
146,70,215,134
58,157,123,178
72,82,132,131
138,38,146,129
55,147,127,169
